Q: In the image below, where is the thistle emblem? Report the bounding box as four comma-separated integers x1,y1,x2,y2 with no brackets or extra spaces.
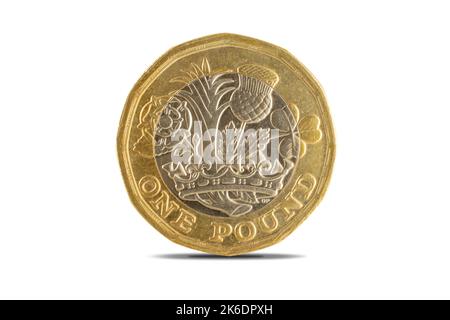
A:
229,64,279,123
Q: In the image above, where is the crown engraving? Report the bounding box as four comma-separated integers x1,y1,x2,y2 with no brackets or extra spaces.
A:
162,159,294,215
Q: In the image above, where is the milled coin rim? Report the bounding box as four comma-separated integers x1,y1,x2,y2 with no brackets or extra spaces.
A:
117,33,335,256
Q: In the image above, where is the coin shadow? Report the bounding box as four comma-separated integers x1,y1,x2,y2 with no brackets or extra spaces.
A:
152,253,305,260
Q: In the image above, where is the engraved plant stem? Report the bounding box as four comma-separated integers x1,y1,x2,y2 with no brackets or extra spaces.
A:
231,122,246,169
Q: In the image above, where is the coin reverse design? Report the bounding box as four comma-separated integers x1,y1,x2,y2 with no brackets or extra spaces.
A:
117,34,335,255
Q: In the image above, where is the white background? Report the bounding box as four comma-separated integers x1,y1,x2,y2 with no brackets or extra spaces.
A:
0,0,449,299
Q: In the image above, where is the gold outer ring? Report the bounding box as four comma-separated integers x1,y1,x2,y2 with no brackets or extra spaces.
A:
117,33,335,255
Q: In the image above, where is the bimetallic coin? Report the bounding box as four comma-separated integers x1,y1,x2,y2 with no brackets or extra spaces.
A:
117,34,335,255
